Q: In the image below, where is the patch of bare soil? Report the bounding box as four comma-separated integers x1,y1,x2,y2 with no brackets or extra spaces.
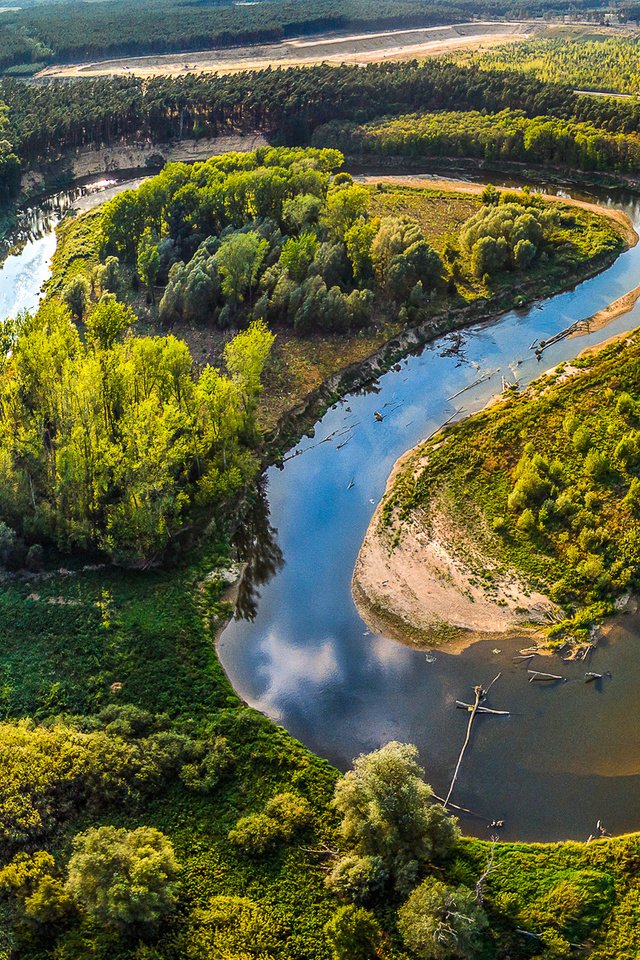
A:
353,483,557,652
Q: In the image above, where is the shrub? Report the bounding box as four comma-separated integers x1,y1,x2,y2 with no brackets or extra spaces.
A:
397,879,488,960
324,905,381,960
325,854,387,904
332,742,458,897
65,826,180,929
228,792,313,853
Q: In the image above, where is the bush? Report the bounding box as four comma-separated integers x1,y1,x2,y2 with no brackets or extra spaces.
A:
397,879,488,960
228,792,313,853
332,742,458,897
65,826,180,929
325,854,387,904
183,895,285,960
324,905,381,960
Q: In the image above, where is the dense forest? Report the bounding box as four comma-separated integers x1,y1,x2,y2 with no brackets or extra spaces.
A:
1,60,637,171
455,32,640,94
317,107,640,171
0,0,630,74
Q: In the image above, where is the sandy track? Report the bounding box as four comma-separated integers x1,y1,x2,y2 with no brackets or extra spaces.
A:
38,21,532,79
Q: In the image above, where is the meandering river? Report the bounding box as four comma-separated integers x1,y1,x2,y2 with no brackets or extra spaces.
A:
5,171,640,842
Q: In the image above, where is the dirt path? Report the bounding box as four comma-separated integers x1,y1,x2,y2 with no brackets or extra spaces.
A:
38,21,533,79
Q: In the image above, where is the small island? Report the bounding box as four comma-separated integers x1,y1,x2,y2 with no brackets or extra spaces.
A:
354,328,640,655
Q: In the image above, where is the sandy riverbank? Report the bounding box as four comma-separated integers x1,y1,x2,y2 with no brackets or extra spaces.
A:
20,133,270,196
37,21,532,79
353,453,558,652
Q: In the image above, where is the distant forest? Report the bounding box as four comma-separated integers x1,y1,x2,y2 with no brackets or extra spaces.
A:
0,0,632,73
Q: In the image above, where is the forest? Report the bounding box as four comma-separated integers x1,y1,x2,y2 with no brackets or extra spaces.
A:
317,107,640,171
0,0,628,74
455,32,640,94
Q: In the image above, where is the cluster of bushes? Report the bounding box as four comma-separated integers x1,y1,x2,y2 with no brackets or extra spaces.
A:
458,190,551,279
0,706,235,852
95,147,444,334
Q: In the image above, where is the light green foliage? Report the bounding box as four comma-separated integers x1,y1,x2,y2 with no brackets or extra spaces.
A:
345,218,379,286
183,895,285,960
330,742,458,897
324,107,640,173
137,228,160,302
65,825,180,928
216,231,269,310
279,232,318,282
397,878,488,960
323,184,370,238
324,905,381,960
228,791,313,853
0,302,271,563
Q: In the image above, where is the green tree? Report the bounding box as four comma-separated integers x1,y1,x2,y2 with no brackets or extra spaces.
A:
397,879,488,960
324,905,381,960
65,825,180,929
62,276,91,320
216,231,268,312
85,294,134,350
137,228,160,304
332,742,458,896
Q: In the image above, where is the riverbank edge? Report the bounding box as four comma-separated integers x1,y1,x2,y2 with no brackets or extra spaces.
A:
261,200,635,464
352,322,640,656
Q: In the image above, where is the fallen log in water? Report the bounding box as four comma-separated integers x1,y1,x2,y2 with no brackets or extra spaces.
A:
444,674,504,809
528,669,565,683
455,701,510,716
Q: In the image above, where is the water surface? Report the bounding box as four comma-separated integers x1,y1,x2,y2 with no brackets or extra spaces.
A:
219,182,640,841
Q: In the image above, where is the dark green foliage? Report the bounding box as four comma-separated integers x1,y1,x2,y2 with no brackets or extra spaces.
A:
397,878,488,959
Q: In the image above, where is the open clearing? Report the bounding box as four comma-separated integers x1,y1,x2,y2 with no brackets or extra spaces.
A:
38,20,534,78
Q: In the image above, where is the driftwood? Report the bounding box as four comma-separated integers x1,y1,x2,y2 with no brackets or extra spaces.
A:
513,654,536,662
585,672,603,682
446,371,494,401
443,674,504,809
456,701,510,716
528,669,565,682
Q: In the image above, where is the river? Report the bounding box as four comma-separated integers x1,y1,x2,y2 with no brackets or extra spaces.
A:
4,172,640,842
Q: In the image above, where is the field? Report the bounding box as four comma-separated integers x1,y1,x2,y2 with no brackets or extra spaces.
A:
38,21,532,78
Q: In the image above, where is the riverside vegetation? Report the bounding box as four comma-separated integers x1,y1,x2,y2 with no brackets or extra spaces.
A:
375,328,640,648
0,141,636,957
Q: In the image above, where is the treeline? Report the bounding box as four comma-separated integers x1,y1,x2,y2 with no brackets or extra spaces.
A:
8,58,640,170
0,62,586,163
316,107,640,172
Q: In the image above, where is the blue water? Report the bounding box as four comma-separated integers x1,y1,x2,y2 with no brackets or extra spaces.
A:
219,183,640,841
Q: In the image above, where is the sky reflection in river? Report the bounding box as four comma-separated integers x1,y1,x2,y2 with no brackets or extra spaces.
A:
219,184,640,842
